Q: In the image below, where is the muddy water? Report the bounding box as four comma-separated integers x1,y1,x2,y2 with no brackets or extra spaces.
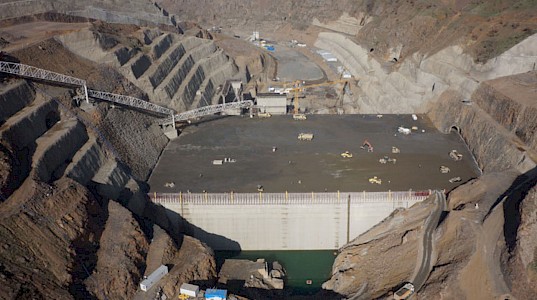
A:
149,114,481,193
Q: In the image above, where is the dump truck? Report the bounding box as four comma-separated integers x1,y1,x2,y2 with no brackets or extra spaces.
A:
298,133,314,141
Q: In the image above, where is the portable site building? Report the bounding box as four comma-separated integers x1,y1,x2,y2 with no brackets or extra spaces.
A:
140,265,168,292
180,283,200,297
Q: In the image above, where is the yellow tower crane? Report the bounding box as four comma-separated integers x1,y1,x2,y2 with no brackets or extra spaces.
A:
288,80,349,119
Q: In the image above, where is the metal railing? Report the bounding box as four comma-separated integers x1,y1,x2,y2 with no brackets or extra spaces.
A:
159,100,254,124
88,90,174,116
149,190,433,206
0,61,89,102
1,61,251,124
0,61,86,87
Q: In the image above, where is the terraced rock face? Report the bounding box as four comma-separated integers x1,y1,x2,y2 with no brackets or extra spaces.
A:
0,36,218,297
57,28,240,113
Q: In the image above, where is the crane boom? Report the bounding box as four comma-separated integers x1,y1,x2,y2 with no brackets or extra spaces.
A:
288,80,348,115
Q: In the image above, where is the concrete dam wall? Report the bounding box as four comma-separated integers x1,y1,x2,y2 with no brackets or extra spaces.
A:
150,191,430,250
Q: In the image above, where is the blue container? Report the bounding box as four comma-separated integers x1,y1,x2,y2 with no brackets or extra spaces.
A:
205,289,227,300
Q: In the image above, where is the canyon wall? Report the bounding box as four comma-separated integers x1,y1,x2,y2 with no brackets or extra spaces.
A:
314,32,537,114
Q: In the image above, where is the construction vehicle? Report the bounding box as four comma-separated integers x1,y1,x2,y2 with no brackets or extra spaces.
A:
393,283,414,300
341,151,353,158
379,156,396,164
449,150,463,161
258,112,272,118
298,133,314,141
361,140,374,152
369,176,382,184
440,165,450,173
293,113,307,120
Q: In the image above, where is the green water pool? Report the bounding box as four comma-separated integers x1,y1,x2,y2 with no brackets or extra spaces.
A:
215,250,337,295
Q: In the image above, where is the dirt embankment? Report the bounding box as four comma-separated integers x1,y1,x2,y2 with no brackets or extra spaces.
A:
215,35,277,87
158,0,537,65
0,178,106,299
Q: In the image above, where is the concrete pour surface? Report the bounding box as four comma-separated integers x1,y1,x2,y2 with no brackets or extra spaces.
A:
149,114,481,193
271,45,325,82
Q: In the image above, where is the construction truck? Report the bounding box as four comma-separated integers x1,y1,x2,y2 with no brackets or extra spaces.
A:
298,133,314,141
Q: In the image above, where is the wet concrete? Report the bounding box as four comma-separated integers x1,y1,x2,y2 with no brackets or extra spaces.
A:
149,114,481,193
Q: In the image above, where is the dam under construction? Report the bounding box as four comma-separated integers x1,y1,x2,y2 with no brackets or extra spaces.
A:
1,2,536,298
148,114,481,251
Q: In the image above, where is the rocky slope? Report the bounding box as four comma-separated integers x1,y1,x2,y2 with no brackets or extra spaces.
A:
323,69,537,298
85,201,149,299
0,20,219,299
158,0,537,63
0,178,105,299
323,199,433,298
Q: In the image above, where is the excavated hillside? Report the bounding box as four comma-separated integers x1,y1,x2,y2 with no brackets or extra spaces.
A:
0,1,536,299
0,20,230,298
158,0,537,63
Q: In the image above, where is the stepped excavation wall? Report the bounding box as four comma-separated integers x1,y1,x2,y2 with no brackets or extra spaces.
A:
149,44,186,88
0,81,35,123
131,54,151,79
428,91,535,173
33,120,88,182
152,34,173,60
150,191,429,250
